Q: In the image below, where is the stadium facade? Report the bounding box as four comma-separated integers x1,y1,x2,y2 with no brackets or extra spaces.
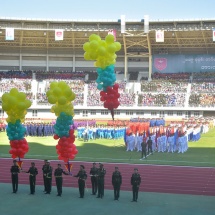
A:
0,17,215,120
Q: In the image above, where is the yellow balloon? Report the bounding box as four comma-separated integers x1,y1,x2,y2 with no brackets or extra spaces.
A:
17,92,26,101
105,34,115,44
89,34,101,42
48,95,57,104
107,44,116,53
98,46,106,56
53,87,62,97
2,93,10,102
25,100,32,108
84,52,91,60
89,40,99,50
114,42,121,51
58,96,67,105
10,88,19,96
50,81,58,89
83,42,90,51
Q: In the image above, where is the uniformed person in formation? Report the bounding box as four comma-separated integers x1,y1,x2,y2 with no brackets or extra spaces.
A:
10,160,20,193
42,160,48,192
97,163,106,199
74,165,87,198
25,162,38,195
54,164,69,197
112,166,122,201
141,139,147,159
90,162,98,195
43,161,53,194
131,168,141,202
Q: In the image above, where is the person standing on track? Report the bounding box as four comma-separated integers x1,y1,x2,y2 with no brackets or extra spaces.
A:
112,166,122,201
42,159,48,192
97,163,106,199
90,162,98,195
74,165,87,198
10,160,20,193
131,168,141,202
54,164,69,197
24,162,38,195
44,161,53,194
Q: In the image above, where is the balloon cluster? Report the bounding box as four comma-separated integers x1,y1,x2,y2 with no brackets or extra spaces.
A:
54,112,73,138
100,84,120,110
9,139,29,159
83,34,121,119
6,120,26,140
83,34,121,69
54,130,78,162
46,81,78,164
1,88,31,159
2,88,31,123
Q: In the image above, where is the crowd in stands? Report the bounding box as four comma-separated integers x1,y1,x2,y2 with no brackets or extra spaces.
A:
192,72,215,82
138,93,186,107
1,70,215,108
141,80,188,93
0,79,32,93
152,72,191,81
35,71,85,81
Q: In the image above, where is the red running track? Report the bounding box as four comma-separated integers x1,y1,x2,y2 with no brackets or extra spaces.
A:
1,158,215,196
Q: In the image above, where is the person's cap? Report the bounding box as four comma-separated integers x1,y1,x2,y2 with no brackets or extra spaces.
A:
80,165,85,169
93,162,96,165
115,166,118,169
31,162,35,165
44,159,48,162
13,160,17,163
58,164,61,166
134,168,138,171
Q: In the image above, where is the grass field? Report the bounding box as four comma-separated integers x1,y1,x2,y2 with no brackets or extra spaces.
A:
0,128,215,167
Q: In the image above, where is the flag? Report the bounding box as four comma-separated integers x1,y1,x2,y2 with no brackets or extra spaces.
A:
65,163,73,172
121,15,126,33
5,28,14,40
156,30,164,42
55,29,64,41
108,29,116,41
17,161,23,169
144,15,149,33
213,28,215,42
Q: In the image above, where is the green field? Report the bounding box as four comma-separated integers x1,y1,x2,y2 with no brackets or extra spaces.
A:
0,128,215,167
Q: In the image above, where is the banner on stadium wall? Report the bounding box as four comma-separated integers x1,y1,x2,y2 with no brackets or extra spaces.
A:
108,29,116,41
155,30,164,42
121,15,126,34
55,29,64,41
213,28,215,42
5,28,14,40
152,54,215,73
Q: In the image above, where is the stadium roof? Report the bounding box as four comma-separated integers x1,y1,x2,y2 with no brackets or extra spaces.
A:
0,17,215,55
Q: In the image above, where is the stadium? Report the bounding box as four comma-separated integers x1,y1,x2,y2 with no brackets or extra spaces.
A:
0,16,215,215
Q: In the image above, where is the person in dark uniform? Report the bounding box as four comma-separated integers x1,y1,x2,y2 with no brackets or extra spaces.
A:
147,136,153,155
54,164,69,197
112,166,122,201
44,161,52,194
10,160,20,193
97,163,106,199
25,162,38,195
90,162,98,195
141,139,147,159
131,168,141,202
74,165,87,198
42,160,48,192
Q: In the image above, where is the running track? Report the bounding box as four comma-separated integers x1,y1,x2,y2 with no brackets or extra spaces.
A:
1,158,215,196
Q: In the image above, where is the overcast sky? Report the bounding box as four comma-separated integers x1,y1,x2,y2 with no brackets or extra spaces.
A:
1,0,214,21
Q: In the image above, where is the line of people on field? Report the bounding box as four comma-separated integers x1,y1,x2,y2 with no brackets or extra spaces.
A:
10,160,141,202
23,122,54,137
77,126,126,141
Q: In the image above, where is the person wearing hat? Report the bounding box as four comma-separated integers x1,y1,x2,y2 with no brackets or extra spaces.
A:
131,168,141,202
10,160,20,193
24,162,38,195
90,162,98,195
112,167,122,201
44,161,53,194
42,160,48,192
54,164,69,197
97,163,106,199
74,165,87,198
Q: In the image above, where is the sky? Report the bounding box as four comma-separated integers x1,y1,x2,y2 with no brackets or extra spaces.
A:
1,0,214,21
